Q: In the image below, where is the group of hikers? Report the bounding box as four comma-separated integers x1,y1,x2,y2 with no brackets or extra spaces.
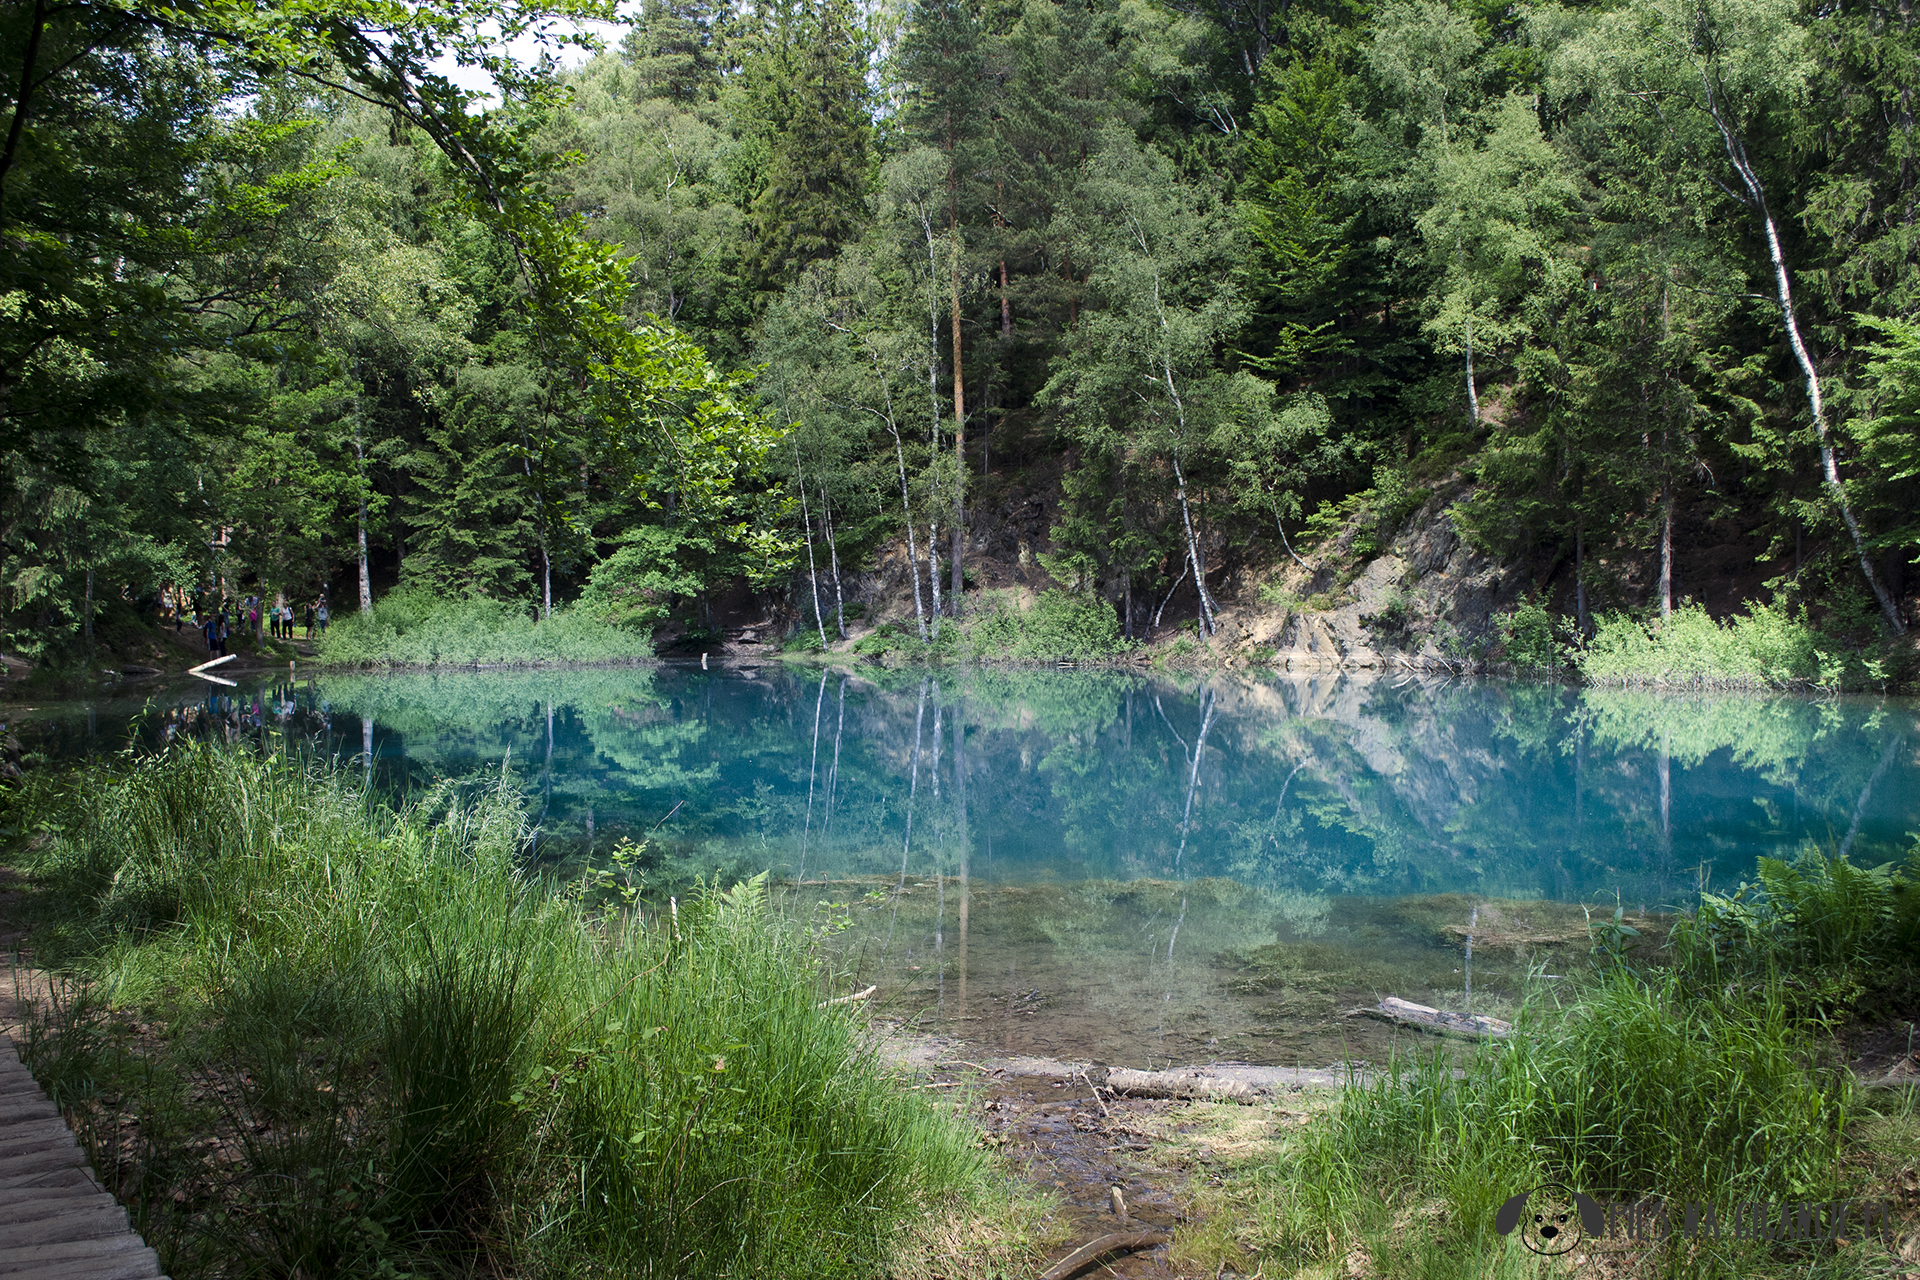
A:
167,593,331,656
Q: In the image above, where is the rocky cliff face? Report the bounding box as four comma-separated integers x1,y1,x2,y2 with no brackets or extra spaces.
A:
1214,481,1519,670
781,474,1523,668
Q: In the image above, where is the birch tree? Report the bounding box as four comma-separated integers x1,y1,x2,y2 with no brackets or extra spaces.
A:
1548,0,1908,633
1041,126,1260,638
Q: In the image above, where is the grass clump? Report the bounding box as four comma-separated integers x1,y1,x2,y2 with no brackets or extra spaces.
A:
1228,967,1873,1278
1575,602,1885,691
316,584,655,669
7,746,999,1278
1201,854,1920,1279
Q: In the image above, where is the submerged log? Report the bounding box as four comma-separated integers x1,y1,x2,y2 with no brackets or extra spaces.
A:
1037,1231,1169,1280
1350,997,1512,1041
1099,1067,1255,1104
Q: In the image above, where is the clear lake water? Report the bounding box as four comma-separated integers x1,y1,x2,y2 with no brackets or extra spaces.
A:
10,665,1918,1069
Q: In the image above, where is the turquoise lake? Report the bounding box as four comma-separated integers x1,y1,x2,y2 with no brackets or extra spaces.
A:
13,667,1919,1067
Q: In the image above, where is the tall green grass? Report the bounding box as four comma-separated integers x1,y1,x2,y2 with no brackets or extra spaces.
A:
317,585,655,669
1247,965,1870,1277
11,746,988,1278
1574,603,1883,691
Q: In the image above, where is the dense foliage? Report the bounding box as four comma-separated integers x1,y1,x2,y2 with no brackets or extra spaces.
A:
6,0,1920,659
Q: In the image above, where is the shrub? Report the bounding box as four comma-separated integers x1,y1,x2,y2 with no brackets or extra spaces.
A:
1302,466,1429,561
317,585,654,669
962,589,1125,662
1671,845,1920,1008
1575,602,1877,691
1495,595,1565,673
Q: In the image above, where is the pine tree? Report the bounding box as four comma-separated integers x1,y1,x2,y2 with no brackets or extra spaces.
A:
743,0,874,290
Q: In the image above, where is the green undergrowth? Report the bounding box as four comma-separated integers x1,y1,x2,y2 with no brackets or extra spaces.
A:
316,585,656,669
1185,846,1920,1279
1568,602,1891,691
4,746,1013,1279
848,588,1129,665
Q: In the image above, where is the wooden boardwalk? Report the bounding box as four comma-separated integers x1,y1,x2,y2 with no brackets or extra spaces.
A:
0,1033,167,1280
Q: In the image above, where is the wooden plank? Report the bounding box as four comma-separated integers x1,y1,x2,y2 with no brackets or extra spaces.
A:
5,1192,122,1225
0,1119,85,1153
0,1204,131,1250
0,1151,90,1175
0,1166,96,1194
0,1035,168,1280
0,1252,161,1280
0,1234,148,1272
0,1099,62,1125
4,1183,110,1209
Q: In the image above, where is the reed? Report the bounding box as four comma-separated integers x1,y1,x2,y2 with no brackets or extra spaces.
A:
10,746,992,1278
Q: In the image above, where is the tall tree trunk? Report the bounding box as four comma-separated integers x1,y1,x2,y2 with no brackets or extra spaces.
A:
541,544,551,621
0,0,50,229
1575,517,1590,640
822,483,846,639
890,424,930,642
1703,85,1906,634
950,222,966,613
1147,247,1216,634
84,565,94,653
1658,476,1673,623
355,419,372,614
1463,308,1480,426
796,448,828,649
927,518,943,636
1169,450,1215,636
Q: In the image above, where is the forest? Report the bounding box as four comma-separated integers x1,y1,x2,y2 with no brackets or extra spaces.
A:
6,0,1920,664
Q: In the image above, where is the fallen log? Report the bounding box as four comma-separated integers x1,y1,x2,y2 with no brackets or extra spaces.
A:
1037,1231,1169,1280
1099,1067,1256,1104
1349,997,1511,1041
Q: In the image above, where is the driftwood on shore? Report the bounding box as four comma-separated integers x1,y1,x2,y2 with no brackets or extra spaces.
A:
1036,1231,1169,1280
1096,1067,1257,1104
1349,997,1512,1041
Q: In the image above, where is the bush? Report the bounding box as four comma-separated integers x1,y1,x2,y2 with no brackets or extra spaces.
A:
962,589,1125,662
13,748,990,1278
1575,602,1879,691
1495,595,1567,674
316,585,654,669
1302,466,1429,561
1671,845,1920,1008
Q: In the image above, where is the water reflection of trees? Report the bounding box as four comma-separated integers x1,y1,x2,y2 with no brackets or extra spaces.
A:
287,669,1920,906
